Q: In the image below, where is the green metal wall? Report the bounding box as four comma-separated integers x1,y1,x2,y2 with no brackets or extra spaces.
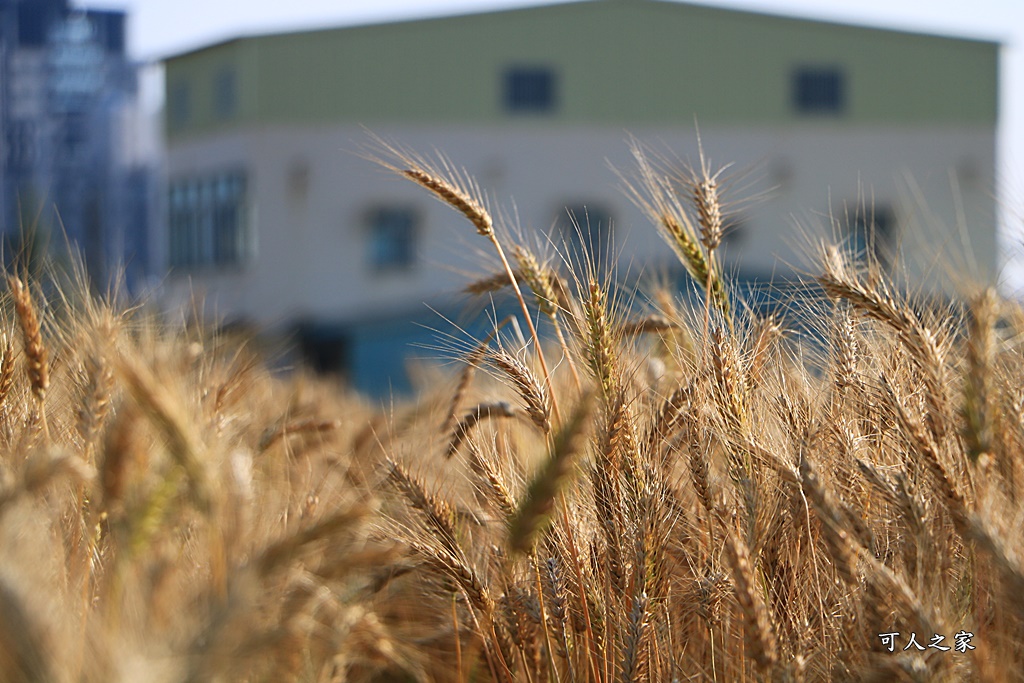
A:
165,0,998,140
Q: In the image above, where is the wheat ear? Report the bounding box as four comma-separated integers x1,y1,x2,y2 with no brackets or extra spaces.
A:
583,279,618,398
389,154,562,425
619,141,731,325
724,531,779,674
620,591,651,681
386,457,462,556
489,349,551,434
77,351,115,456
8,276,48,438
691,147,725,339
0,333,14,412
711,323,747,431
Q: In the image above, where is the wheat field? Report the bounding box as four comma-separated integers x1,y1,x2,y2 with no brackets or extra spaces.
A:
0,140,1020,682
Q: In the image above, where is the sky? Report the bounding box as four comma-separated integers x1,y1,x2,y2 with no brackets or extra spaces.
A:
97,0,1024,287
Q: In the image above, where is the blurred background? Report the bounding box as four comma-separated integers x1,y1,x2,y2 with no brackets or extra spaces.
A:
0,0,1020,396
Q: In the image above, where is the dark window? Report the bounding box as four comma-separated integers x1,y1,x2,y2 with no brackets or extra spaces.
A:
169,170,249,269
17,3,52,47
212,172,248,265
85,10,126,54
557,203,613,264
169,182,198,268
169,81,191,128
793,67,845,114
504,67,557,113
367,207,417,271
6,121,35,169
296,323,351,376
214,68,237,120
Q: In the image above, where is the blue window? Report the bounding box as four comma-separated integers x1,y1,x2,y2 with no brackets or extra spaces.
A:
368,207,417,271
793,67,845,114
504,67,557,113
169,170,249,269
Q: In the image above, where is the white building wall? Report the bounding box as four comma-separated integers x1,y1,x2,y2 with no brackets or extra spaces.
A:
165,123,996,327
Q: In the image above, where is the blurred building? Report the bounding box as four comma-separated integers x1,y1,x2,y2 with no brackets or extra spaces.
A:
161,0,998,394
0,0,156,288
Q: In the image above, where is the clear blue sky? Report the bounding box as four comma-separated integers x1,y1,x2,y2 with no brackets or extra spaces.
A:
102,0,1024,288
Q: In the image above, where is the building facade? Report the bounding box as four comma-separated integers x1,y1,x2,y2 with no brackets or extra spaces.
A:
0,0,154,288
162,0,999,393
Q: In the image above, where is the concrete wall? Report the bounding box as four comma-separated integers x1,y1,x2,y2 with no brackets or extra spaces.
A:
164,122,996,327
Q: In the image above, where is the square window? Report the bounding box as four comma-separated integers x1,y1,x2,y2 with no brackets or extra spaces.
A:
504,67,557,113
368,207,417,271
793,67,845,114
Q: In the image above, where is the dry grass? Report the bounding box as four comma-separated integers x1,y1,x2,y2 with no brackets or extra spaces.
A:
1,140,1022,682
